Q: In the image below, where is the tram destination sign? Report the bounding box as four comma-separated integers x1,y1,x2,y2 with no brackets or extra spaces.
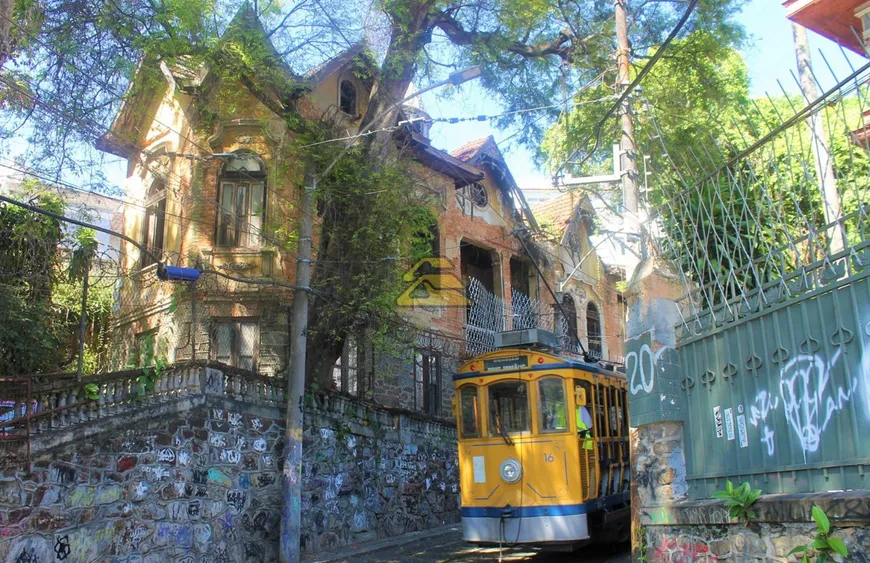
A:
483,356,529,371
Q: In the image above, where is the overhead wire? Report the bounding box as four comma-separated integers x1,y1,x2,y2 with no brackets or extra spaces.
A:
552,0,701,179
3,6,613,353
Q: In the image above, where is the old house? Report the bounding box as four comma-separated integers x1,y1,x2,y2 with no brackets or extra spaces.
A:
96,5,625,417
532,191,626,365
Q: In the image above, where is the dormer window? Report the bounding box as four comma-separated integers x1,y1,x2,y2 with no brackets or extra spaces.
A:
339,79,357,116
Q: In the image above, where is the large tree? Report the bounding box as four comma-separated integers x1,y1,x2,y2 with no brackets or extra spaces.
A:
1,0,746,384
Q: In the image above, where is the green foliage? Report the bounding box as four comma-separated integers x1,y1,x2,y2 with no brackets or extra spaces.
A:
712,480,761,525
83,383,100,401
634,524,649,562
283,112,443,387
0,190,67,375
131,333,169,398
788,506,849,563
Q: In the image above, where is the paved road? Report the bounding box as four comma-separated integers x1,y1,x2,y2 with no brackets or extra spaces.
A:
328,529,631,563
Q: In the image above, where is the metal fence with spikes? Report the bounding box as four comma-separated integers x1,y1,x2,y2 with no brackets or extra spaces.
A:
639,49,870,496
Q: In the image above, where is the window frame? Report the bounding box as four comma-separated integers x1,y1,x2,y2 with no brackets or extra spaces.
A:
458,384,481,439
339,79,358,116
487,380,531,435
331,335,373,398
537,376,569,434
414,348,442,416
210,318,260,372
215,154,267,249
586,301,602,359
556,294,580,353
469,182,488,208
141,181,167,269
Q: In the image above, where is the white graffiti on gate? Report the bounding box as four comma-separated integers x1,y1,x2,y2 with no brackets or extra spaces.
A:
627,344,674,395
779,351,857,453
748,390,779,428
744,350,858,456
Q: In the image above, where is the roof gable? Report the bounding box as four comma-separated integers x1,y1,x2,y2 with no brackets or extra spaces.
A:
532,191,595,241
451,135,538,231
96,3,306,157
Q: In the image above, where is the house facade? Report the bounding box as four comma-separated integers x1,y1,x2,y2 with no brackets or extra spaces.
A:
97,6,626,420
532,192,626,365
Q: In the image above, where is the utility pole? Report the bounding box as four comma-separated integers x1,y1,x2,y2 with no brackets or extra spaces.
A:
75,262,89,382
276,68,481,562
614,0,643,258
279,176,314,563
792,23,845,254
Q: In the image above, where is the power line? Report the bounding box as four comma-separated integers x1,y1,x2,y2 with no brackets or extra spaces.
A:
422,94,616,126
553,0,701,178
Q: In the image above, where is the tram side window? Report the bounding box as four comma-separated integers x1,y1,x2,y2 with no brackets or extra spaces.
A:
574,379,594,435
459,385,481,438
620,388,628,437
488,381,529,434
609,387,619,437
538,378,568,432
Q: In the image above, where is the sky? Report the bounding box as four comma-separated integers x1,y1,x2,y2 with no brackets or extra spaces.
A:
6,0,866,197
421,0,869,194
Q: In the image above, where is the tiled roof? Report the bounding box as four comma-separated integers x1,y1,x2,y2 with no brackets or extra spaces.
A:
530,192,584,231
450,136,494,162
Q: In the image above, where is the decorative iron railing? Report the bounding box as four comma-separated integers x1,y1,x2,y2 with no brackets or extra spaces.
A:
464,277,587,356
645,55,870,342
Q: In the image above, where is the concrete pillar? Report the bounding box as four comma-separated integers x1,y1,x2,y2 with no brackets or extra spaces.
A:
624,258,689,560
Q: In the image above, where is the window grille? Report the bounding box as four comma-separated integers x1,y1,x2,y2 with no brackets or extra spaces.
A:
414,349,441,415
211,319,259,371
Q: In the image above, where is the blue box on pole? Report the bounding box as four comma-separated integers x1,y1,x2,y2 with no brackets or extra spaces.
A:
158,265,201,282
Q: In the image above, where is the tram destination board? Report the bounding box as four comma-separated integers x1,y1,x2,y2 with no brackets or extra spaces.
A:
483,356,529,371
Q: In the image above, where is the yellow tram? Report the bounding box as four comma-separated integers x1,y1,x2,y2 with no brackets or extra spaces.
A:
452,339,630,548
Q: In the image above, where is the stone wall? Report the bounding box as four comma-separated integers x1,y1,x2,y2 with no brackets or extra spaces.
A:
0,364,459,562
639,492,870,562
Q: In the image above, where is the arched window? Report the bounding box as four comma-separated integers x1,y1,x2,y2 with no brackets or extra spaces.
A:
557,294,579,353
142,180,166,268
339,79,357,116
587,301,602,359
217,154,266,248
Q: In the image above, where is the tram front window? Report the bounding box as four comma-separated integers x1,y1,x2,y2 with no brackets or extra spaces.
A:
538,377,568,432
488,381,529,437
459,385,481,438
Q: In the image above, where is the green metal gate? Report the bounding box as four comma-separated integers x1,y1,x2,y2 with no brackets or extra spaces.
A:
630,51,870,497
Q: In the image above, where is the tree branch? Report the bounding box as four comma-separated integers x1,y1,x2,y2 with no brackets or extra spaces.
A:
434,10,586,62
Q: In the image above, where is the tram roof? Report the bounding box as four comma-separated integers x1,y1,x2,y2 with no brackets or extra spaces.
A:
452,349,624,382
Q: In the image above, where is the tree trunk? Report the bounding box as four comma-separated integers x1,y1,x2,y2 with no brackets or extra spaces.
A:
304,3,434,389
792,23,845,255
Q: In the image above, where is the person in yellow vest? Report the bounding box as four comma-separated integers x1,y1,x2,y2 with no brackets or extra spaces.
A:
576,405,594,450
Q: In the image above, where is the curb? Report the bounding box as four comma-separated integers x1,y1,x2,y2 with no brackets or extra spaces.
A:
303,524,461,563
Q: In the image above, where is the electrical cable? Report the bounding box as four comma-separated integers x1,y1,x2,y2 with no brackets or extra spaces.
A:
553,0,701,178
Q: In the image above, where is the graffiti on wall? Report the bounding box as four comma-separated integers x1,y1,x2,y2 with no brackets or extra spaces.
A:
737,349,859,457
626,344,675,396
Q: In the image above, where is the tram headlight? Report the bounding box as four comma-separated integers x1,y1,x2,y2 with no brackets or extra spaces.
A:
500,458,522,484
